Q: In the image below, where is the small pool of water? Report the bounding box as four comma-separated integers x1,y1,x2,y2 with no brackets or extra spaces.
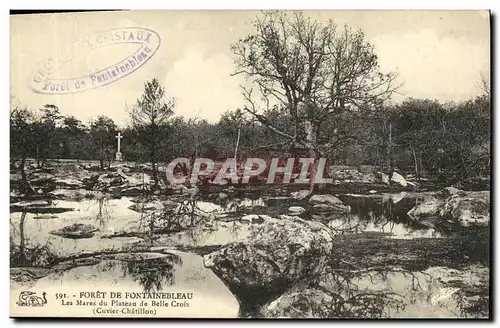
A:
10,198,146,258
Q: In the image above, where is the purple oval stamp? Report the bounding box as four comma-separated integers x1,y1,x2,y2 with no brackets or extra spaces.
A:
30,27,161,94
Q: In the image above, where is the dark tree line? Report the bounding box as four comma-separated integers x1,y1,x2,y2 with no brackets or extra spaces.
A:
10,91,490,181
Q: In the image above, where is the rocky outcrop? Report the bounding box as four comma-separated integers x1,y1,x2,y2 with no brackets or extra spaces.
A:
49,223,99,239
290,190,311,200
288,206,305,216
379,172,409,187
10,200,75,214
309,194,351,214
128,200,165,213
203,215,334,312
90,170,150,193
54,178,83,189
438,192,489,227
261,287,333,318
408,188,490,228
332,169,377,184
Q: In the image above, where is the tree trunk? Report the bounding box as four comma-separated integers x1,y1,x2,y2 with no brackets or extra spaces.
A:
150,143,159,189
99,138,104,170
19,211,27,265
303,120,317,194
411,147,419,181
418,150,423,180
234,128,241,159
36,145,40,168
19,156,35,195
388,120,394,187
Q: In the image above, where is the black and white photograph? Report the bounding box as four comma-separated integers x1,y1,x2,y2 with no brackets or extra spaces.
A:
9,10,491,319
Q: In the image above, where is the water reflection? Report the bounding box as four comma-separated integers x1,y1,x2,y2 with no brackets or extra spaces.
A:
324,194,442,238
121,254,182,292
95,197,110,227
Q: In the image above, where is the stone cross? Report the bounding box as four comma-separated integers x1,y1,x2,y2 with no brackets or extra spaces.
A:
115,132,123,161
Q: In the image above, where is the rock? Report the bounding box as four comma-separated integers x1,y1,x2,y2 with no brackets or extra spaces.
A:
309,195,351,213
379,172,408,187
49,189,98,201
383,192,407,204
30,172,55,182
391,172,407,187
49,223,99,239
332,169,376,184
10,199,75,214
203,215,333,310
237,198,266,209
261,287,333,318
310,194,342,206
290,190,311,200
408,189,490,228
423,264,489,317
380,172,389,184
127,201,165,212
54,178,83,189
288,206,305,216
33,215,58,220
120,186,145,195
218,192,229,201
10,173,22,182
163,200,181,212
91,170,150,193
440,186,464,197
407,197,442,222
239,214,272,223
438,192,489,227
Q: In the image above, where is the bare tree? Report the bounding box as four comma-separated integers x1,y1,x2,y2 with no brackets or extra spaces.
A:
130,78,175,189
231,11,400,191
479,71,490,97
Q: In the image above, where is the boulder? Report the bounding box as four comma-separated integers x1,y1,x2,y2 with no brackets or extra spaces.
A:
309,195,351,213
54,178,83,189
239,214,271,224
310,194,342,206
311,203,348,214
49,223,99,239
439,186,464,197
331,169,377,184
203,215,334,310
438,192,489,227
391,172,407,187
30,172,55,183
407,197,441,222
127,201,165,212
92,170,150,193
288,206,305,216
408,188,490,228
290,190,311,200
10,173,22,182
379,172,408,187
261,287,333,318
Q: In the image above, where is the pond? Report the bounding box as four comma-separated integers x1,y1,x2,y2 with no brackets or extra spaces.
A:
9,190,489,318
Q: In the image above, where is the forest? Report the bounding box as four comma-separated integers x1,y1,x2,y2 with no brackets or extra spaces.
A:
10,88,490,185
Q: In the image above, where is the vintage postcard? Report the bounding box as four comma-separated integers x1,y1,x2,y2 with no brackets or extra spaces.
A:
10,10,491,319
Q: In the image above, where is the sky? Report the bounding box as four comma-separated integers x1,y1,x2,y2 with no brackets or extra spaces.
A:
10,10,490,127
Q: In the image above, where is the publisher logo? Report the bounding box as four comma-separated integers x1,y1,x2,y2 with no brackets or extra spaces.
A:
16,291,47,307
